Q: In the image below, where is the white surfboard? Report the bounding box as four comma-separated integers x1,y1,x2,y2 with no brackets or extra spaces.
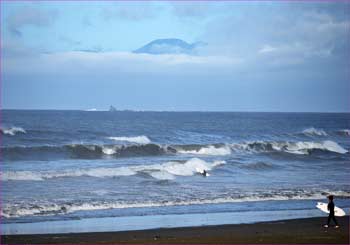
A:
316,202,346,217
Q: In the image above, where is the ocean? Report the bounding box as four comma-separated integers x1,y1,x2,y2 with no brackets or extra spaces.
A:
1,110,350,234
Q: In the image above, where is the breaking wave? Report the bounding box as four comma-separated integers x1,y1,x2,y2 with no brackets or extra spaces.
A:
231,140,348,155
2,143,172,161
2,190,349,218
2,158,225,181
3,139,348,161
176,145,231,156
302,127,327,136
107,136,151,144
0,126,26,136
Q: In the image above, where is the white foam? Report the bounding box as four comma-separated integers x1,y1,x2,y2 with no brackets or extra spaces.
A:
148,171,175,180
1,126,26,136
107,136,151,144
1,158,225,181
1,171,44,181
178,145,231,156
161,158,225,177
231,140,348,155
1,167,136,181
302,127,327,136
3,190,350,218
284,140,348,154
102,147,117,155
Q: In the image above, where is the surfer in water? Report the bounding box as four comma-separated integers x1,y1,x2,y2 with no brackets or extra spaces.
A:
324,195,339,228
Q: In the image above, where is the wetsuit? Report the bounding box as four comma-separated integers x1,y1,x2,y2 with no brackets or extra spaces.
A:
327,201,338,226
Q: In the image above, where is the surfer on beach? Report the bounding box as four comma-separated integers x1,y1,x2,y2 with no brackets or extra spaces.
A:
324,195,339,228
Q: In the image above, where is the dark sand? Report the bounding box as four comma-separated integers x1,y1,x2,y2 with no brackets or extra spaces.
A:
2,216,349,244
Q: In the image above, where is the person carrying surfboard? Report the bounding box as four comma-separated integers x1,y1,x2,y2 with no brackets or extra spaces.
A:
324,195,339,228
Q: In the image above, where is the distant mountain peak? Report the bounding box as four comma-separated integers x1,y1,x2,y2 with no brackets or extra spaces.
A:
133,38,205,55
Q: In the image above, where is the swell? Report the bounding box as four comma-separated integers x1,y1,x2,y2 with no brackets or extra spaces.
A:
231,140,348,155
2,190,350,218
2,158,225,181
2,140,348,161
2,143,173,161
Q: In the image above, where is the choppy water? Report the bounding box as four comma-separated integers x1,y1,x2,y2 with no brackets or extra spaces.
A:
1,110,350,224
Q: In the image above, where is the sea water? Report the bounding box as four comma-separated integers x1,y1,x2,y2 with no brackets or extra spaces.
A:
1,110,350,233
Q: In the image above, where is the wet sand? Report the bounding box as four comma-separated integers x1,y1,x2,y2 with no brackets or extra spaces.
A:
2,216,349,244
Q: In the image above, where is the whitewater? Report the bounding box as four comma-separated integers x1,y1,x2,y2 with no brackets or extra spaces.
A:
2,110,350,226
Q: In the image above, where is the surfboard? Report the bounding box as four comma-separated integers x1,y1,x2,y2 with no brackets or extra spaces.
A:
316,202,346,217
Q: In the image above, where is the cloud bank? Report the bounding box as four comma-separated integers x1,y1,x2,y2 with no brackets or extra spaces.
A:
6,6,58,36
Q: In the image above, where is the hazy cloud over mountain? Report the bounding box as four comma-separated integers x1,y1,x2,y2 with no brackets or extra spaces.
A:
2,1,349,111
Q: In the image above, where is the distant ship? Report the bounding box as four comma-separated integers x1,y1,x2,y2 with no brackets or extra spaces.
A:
109,105,117,112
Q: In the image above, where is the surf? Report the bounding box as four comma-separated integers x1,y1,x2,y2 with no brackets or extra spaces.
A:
0,126,26,136
107,136,151,144
2,158,225,181
3,190,350,218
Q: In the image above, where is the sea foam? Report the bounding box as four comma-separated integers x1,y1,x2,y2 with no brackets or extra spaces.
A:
107,136,151,144
3,189,350,218
0,126,26,136
231,140,348,155
177,145,231,156
2,158,225,181
302,127,328,136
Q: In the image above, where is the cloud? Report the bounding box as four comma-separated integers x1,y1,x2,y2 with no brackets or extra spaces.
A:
198,2,350,68
82,16,92,27
1,39,41,58
59,36,82,47
258,45,278,54
170,3,212,18
6,6,58,36
102,3,158,21
3,50,243,77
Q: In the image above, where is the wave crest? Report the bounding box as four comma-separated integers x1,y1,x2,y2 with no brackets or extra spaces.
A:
107,136,151,144
0,126,26,136
3,143,170,161
3,190,350,218
302,127,327,136
3,139,347,162
231,140,348,155
177,145,231,156
2,158,225,181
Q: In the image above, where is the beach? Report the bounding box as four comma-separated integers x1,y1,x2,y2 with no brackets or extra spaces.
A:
2,0,350,243
2,216,349,244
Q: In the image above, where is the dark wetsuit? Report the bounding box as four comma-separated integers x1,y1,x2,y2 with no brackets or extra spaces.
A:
327,201,338,226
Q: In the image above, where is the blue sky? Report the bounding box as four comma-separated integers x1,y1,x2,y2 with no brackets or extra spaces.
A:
1,1,350,112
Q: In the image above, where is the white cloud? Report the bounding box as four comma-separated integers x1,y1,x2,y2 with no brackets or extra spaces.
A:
102,3,159,21
3,50,243,77
258,45,278,54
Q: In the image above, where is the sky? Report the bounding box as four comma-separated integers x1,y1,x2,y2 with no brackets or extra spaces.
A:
1,1,350,112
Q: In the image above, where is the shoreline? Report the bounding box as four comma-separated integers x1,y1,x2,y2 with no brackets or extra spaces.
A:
4,206,348,235
2,216,349,244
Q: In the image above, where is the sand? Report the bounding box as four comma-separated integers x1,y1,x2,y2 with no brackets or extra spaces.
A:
2,216,349,244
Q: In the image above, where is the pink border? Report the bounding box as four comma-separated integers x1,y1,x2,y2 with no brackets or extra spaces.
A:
0,0,349,245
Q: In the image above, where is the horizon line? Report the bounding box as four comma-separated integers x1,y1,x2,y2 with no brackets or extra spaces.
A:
1,108,349,114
